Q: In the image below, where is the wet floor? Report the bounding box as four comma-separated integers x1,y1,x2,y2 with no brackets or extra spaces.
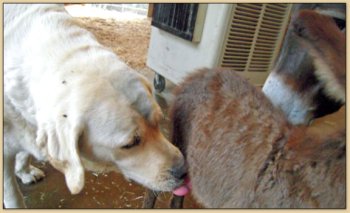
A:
19,162,202,208
19,76,203,209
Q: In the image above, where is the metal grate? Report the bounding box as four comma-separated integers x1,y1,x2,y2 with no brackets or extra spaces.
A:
152,3,199,41
219,3,292,84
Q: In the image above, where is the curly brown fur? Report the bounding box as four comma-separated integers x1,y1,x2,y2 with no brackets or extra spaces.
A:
170,68,345,208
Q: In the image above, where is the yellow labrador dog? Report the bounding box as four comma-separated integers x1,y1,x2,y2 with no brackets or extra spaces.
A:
4,4,185,208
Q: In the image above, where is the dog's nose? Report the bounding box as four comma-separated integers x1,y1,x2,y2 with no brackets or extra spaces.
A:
170,163,187,180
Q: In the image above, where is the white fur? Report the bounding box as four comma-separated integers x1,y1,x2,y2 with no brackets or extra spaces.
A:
312,54,345,103
4,4,184,208
262,72,314,125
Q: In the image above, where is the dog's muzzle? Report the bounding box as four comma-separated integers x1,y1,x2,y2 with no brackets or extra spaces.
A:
170,163,187,180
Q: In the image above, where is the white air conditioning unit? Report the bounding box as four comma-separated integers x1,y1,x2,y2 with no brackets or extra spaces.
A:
147,3,292,91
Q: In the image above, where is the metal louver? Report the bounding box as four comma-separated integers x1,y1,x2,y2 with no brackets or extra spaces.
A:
219,3,292,85
151,4,207,42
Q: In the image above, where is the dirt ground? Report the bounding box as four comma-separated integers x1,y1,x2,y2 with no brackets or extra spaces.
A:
18,10,202,209
75,17,154,78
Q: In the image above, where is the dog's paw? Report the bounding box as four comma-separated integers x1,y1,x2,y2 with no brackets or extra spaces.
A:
16,165,45,184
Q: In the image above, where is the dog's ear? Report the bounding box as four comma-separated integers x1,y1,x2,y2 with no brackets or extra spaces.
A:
119,75,162,125
36,119,85,194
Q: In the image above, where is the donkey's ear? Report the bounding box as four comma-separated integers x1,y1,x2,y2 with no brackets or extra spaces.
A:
36,120,85,194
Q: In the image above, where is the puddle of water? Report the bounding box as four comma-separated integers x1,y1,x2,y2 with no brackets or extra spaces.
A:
20,162,201,208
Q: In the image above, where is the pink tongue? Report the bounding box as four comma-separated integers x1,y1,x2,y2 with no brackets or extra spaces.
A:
173,185,190,196
172,177,191,196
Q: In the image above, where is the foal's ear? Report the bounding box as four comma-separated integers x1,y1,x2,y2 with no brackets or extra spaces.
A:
36,120,85,194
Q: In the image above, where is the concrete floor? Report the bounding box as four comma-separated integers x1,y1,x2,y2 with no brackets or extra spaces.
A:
19,75,202,209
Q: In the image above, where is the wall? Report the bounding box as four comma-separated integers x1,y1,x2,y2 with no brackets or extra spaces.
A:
147,4,232,84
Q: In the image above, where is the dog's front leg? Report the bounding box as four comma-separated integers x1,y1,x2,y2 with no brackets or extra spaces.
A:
142,189,159,208
15,151,45,184
170,195,184,208
4,154,26,208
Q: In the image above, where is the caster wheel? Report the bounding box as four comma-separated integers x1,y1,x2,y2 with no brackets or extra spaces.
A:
154,74,166,93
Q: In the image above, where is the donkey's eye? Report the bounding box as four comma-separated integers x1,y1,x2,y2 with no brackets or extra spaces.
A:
121,135,141,149
332,17,346,30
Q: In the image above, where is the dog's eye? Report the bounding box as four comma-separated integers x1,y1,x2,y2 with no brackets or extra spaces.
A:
121,135,141,149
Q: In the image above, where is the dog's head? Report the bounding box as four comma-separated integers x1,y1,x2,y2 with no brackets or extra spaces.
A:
36,70,185,194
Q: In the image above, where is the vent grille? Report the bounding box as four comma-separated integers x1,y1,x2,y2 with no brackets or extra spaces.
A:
219,3,292,84
151,4,199,41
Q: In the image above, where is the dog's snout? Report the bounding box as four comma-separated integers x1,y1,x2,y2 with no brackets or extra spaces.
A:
170,163,187,180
